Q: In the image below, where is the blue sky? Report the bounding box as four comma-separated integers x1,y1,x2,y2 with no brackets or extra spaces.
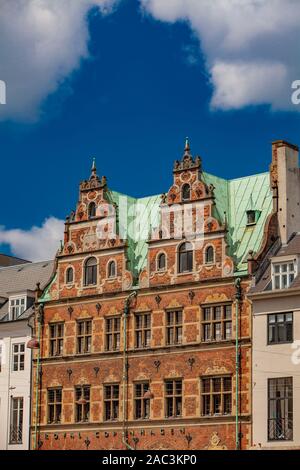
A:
1,0,300,260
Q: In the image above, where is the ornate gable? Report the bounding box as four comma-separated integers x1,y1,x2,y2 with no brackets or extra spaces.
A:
165,138,215,206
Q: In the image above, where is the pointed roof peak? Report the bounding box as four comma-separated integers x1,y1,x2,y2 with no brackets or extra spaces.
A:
91,157,97,178
185,136,190,152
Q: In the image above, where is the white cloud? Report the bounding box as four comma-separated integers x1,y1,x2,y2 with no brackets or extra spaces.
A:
140,0,300,111
0,0,117,121
211,61,288,110
0,217,64,261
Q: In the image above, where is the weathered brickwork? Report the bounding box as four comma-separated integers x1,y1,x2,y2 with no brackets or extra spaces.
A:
31,143,271,451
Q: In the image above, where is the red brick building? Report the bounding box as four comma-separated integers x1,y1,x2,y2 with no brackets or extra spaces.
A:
31,140,277,450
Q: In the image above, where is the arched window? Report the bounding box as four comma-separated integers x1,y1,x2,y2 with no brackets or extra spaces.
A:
66,267,74,284
157,253,166,271
108,260,116,278
84,257,97,286
88,202,96,219
182,184,191,201
178,242,193,273
205,246,214,264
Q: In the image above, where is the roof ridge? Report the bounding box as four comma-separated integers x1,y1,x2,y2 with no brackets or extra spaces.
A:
0,259,52,272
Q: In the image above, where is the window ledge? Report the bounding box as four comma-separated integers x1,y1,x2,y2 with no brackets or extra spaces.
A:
267,341,293,346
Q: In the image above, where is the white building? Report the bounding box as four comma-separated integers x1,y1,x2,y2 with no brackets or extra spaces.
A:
249,141,300,449
0,260,53,450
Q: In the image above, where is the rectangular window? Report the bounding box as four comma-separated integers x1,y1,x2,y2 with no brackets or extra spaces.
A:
49,323,64,357
268,313,293,344
165,379,182,418
9,297,26,320
104,384,119,421
134,382,150,420
12,343,25,372
201,376,232,416
202,304,232,342
273,262,296,290
48,388,62,424
9,397,23,444
135,313,151,349
166,310,182,345
105,317,121,351
75,385,90,422
268,377,293,441
77,320,92,354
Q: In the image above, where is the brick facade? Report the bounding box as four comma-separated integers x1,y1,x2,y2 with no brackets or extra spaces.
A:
31,143,268,451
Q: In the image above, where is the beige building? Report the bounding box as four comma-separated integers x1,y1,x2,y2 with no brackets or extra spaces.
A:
249,141,300,449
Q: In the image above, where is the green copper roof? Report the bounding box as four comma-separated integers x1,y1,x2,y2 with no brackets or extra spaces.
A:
111,171,272,277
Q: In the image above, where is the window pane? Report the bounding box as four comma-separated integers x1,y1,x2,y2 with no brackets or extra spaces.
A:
202,395,210,415
224,305,232,319
224,394,232,414
175,381,182,394
166,382,173,395
202,379,210,393
223,377,232,392
204,324,211,341
213,378,221,392
176,311,182,324
214,307,222,320
214,323,222,341
203,307,211,321
286,323,293,342
269,324,276,343
113,385,119,398
213,394,221,414
176,326,182,343
225,321,232,339
282,275,288,288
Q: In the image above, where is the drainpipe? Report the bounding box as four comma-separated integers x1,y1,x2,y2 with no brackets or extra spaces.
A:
33,304,43,450
122,291,137,451
235,278,242,450
27,316,34,450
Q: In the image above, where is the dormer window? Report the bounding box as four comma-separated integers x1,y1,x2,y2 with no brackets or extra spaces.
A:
246,209,261,226
178,242,193,273
84,257,97,286
108,260,116,278
9,296,26,320
66,267,74,284
182,184,191,202
157,253,166,271
205,246,214,265
247,210,256,225
272,261,296,290
88,202,96,219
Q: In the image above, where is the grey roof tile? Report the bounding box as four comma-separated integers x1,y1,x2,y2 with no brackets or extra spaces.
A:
0,260,54,322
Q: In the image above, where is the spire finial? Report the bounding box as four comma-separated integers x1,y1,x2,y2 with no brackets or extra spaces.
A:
91,157,97,177
184,136,190,153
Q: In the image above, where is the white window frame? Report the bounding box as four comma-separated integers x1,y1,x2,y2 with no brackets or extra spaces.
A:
12,343,25,372
272,260,297,290
9,296,26,320
9,397,24,445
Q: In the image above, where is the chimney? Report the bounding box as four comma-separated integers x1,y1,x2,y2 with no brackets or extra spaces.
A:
270,140,300,244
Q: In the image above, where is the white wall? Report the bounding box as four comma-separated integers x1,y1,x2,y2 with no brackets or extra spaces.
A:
0,322,32,450
252,296,300,449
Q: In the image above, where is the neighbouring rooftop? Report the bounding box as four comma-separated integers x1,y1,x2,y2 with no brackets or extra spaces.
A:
0,253,30,267
0,260,54,321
